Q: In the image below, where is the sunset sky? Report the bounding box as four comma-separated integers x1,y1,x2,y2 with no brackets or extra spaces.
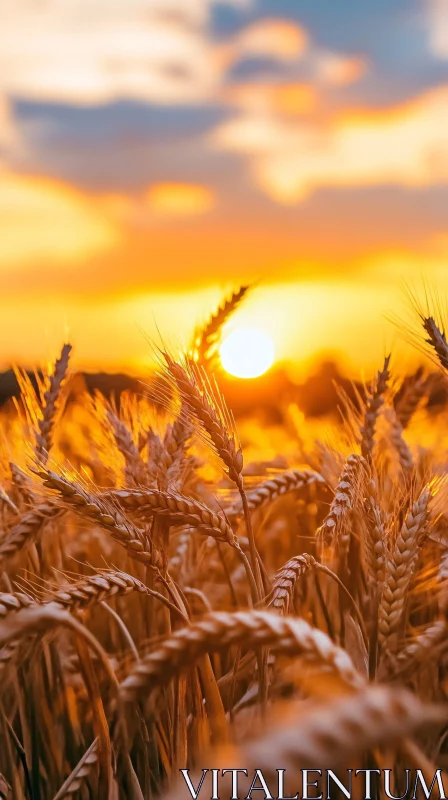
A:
1,0,448,374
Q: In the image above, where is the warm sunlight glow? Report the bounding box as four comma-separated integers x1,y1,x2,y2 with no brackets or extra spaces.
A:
220,327,275,378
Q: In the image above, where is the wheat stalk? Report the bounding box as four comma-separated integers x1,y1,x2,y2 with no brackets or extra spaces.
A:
390,620,446,676
162,354,243,486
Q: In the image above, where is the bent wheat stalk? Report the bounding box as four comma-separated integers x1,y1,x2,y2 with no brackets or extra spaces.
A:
119,610,362,706
227,469,326,517
161,685,443,800
37,467,161,567
109,488,237,546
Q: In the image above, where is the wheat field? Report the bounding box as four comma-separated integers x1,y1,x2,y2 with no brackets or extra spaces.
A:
1,288,448,798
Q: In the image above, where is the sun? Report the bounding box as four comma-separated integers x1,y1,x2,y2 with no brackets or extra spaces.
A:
219,327,275,379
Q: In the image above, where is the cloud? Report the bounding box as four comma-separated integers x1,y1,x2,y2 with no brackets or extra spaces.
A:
0,0,251,106
232,18,308,62
0,95,25,165
0,173,118,268
426,0,448,59
312,52,367,86
210,83,448,203
225,81,317,115
146,182,215,216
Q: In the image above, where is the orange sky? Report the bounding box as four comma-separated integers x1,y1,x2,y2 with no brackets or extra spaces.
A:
1,0,448,374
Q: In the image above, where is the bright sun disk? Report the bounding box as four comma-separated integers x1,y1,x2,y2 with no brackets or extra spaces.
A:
219,327,274,379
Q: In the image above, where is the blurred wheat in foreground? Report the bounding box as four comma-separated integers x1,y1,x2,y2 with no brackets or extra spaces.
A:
2,290,448,799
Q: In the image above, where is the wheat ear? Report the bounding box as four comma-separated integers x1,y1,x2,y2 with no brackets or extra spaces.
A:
423,317,448,371
163,354,263,599
35,343,71,462
106,407,148,486
228,469,326,517
53,738,99,800
385,408,413,473
0,503,62,566
363,480,386,586
119,609,361,705
390,620,446,676
162,685,442,800
38,570,152,611
394,367,428,429
360,355,391,461
163,354,243,486
109,488,237,546
37,468,161,567
317,454,365,547
268,554,317,614
194,285,249,363
378,485,432,649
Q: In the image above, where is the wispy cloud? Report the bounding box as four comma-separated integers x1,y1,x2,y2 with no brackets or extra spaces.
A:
210,83,448,202
0,0,251,106
146,182,216,216
426,0,448,59
312,52,367,86
0,173,118,269
230,18,308,62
